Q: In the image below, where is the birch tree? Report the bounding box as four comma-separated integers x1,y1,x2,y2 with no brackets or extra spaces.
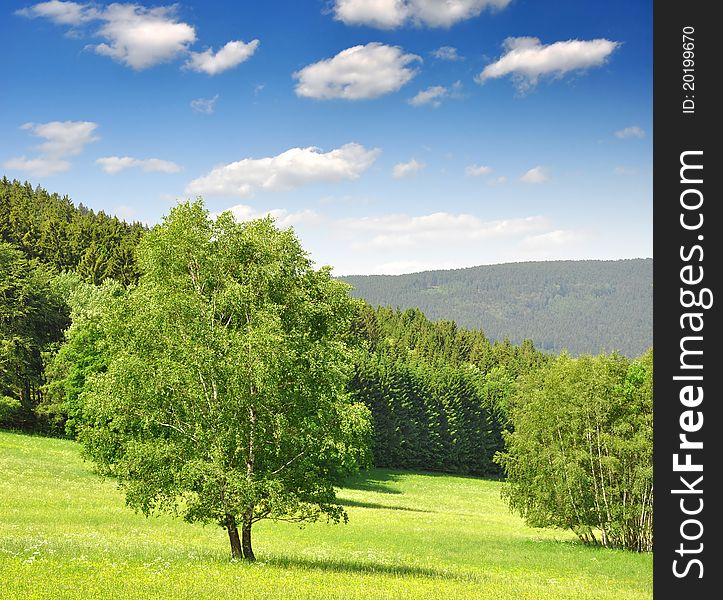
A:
78,200,372,560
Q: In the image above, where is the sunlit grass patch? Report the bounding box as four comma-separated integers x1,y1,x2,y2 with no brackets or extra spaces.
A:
0,431,651,599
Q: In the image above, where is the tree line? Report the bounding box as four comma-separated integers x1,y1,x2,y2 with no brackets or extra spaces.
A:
0,180,652,554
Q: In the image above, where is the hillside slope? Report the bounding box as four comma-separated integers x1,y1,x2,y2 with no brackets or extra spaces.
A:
341,259,652,356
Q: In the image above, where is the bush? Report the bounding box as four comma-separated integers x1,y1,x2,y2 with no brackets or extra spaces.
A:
495,350,653,551
0,395,26,429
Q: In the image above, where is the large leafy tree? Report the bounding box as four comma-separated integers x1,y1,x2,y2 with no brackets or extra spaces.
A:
78,200,372,560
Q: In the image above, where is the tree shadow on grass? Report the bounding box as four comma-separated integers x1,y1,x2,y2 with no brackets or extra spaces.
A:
338,469,404,495
337,498,433,513
265,554,481,584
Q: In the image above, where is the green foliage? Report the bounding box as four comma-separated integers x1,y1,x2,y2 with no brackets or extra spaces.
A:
348,305,547,476
342,259,652,357
43,276,124,436
0,177,146,286
0,396,24,428
0,178,147,433
0,242,70,430
76,200,372,560
496,350,653,551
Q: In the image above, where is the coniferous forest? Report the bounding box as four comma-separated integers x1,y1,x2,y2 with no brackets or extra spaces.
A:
342,259,652,357
0,179,652,552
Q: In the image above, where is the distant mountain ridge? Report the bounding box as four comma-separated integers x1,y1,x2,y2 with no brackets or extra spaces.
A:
341,259,652,357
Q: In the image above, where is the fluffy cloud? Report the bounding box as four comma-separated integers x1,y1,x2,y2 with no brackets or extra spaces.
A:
331,0,512,29
294,43,420,100
477,37,620,92
16,0,97,24
190,94,220,114
4,120,98,176
17,2,258,72
90,4,196,69
96,156,181,174
185,39,259,75
615,125,645,139
465,164,492,177
185,143,380,197
520,166,548,184
408,85,448,107
392,159,425,178
431,46,462,60
21,120,98,156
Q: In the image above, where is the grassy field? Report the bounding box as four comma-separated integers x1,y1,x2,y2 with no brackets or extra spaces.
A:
0,430,652,599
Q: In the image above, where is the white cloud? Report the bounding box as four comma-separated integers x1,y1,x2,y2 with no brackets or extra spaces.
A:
477,37,620,92
91,4,196,69
392,159,425,178
3,156,71,177
408,85,448,107
16,1,97,25
96,156,181,174
4,120,98,176
19,2,196,69
190,94,219,114
431,46,462,60
331,0,408,28
331,0,512,29
185,143,381,197
344,213,549,249
205,204,581,275
185,39,259,75
520,166,548,184
21,120,99,157
465,164,492,177
488,175,507,185
216,204,323,229
19,2,258,72
615,125,645,139
294,43,420,100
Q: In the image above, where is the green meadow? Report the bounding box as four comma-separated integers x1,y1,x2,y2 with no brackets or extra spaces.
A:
0,431,652,599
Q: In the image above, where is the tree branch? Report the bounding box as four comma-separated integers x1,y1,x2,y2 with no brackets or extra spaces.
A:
271,451,306,475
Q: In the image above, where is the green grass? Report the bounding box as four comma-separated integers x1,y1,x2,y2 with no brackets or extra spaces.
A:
0,430,651,599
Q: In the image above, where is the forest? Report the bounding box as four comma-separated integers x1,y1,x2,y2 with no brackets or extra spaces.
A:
342,258,652,357
0,178,652,556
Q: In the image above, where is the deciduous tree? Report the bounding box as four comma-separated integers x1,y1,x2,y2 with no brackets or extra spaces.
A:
78,200,372,560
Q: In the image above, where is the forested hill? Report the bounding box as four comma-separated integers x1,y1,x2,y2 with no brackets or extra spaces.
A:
0,177,146,285
341,259,652,357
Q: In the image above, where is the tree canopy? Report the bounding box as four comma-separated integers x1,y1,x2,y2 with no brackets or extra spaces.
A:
77,200,372,560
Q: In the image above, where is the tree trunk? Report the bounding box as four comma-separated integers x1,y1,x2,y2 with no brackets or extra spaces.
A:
225,513,243,559
241,515,255,561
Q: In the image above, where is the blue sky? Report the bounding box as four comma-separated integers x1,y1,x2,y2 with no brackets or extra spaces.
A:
1,0,651,275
